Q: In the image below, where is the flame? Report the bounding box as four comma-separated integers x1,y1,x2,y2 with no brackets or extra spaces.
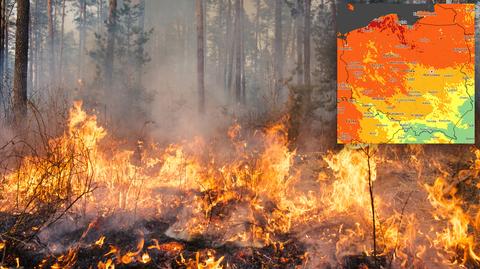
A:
140,252,151,264
323,146,431,267
101,237,146,265
177,251,224,269
323,146,378,215
95,236,106,247
474,148,480,176
148,239,184,253
50,248,77,269
2,101,315,248
1,102,480,268
425,176,480,265
97,259,115,269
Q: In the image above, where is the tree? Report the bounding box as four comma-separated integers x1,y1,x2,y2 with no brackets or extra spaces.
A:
31,0,39,90
59,0,66,85
47,0,55,82
78,0,87,80
105,0,117,86
303,0,311,86
233,0,242,104
137,0,146,85
224,0,234,100
253,0,260,75
89,0,153,133
208,0,226,88
73,0,100,83
240,0,245,104
274,0,283,96
302,0,312,117
91,0,152,89
0,0,5,106
295,0,303,85
196,0,205,113
12,0,29,122
97,0,106,31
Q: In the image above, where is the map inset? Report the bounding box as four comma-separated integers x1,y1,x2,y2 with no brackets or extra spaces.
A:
337,4,475,144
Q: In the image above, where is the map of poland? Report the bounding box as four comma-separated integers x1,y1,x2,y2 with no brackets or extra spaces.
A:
337,4,475,144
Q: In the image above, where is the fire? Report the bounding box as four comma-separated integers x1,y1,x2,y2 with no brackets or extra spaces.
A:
100,237,147,265
1,101,479,268
0,101,106,215
322,146,378,215
97,259,114,269
49,248,77,269
177,251,225,269
474,148,480,174
347,3,355,11
148,239,184,253
425,176,480,265
140,252,151,263
95,235,106,247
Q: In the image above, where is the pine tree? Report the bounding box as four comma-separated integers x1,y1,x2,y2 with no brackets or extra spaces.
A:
12,0,29,122
0,0,5,107
90,0,153,131
196,0,205,113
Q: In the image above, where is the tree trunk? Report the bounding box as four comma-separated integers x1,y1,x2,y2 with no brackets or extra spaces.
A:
3,0,6,85
303,0,311,86
137,0,146,86
59,0,66,86
295,0,303,85
196,0,205,113
0,0,5,105
216,0,223,86
253,0,260,75
234,0,241,104
105,0,117,86
283,12,294,66
98,0,104,31
78,0,87,81
224,0,234,101
332,0,337,36
301,0,312,130
28,1,34,91
13,0,30,122
32,0,39,90
34,0,41,90
47,0,55,83
240,0,245,105
274,0,283,97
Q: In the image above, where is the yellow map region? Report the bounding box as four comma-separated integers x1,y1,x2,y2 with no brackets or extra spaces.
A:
337,4,475,144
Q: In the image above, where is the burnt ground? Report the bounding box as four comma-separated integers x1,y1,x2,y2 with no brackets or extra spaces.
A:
1,146,478,269
2,217,307,269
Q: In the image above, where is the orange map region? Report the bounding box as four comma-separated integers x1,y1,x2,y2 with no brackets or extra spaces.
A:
337,4,475,144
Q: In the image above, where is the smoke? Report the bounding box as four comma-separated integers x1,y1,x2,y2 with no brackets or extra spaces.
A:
135,0,246,142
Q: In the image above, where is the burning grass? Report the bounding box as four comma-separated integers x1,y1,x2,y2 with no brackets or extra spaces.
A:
0,102,479,268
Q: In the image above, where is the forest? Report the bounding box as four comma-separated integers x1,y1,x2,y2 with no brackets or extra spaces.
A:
0,0,478,268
